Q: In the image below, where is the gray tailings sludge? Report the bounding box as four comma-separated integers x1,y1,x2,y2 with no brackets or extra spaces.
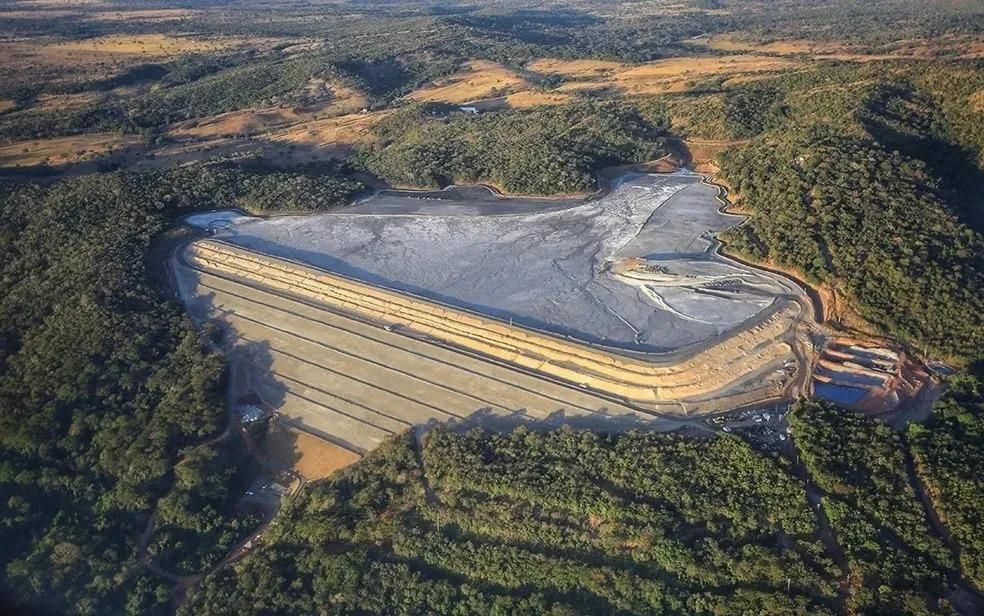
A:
205,172,804,354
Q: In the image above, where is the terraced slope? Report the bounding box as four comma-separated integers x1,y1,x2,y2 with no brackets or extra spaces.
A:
178,240,808,449
175,250,676,454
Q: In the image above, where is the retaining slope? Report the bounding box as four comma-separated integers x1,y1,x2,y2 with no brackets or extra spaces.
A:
188,240,800,406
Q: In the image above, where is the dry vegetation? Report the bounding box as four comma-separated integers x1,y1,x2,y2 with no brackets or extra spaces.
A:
0,132,142,166
556,55,799,94
263,110,386,153
407,60,530,104
50,33,232,55
406,54,800,106
526,58,626,78
33,91,106,112
503,91,572,108
968,89,984,112
85,8,201,22
0,33,245,75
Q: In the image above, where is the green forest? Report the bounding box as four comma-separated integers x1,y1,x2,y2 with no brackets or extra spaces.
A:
711,63,984,360
360,100,668,194
182,389,984,616
0,160,363,615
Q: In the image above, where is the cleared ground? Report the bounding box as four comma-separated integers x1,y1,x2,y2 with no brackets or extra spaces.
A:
407,60,530,104
263,422,361,480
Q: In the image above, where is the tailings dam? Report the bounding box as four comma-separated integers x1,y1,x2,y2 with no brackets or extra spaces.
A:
173,172,815,455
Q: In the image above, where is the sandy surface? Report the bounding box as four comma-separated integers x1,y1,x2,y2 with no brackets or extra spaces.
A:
214,173,803,354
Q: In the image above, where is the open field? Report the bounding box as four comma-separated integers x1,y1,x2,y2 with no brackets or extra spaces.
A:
49,33,231,55
407,55,801,104
0,33,258,88
0,132,142,167
550,54,801,95
407,60,530,104
503,91,573,108
262,110,385,152
526,58,627,78
84,8,201,22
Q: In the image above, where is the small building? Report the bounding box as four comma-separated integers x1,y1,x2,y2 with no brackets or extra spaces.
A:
236,404,267,424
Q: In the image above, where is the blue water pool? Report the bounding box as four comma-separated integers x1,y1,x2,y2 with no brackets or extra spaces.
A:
814,382,868,405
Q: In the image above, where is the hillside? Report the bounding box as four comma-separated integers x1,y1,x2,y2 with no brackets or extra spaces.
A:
1,0,984,614
183,389,984,615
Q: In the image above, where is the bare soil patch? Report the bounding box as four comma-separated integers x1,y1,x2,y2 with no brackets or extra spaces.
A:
264,423,361,481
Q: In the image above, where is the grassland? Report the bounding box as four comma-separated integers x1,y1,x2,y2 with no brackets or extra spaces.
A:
263,110,386,156
690,33,984,61
401,54,802,105
0,34,242,73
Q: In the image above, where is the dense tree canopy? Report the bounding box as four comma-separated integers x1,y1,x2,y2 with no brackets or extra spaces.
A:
184,407,984,615
360,100,668,194
715,64,984,360
0,160,363,614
